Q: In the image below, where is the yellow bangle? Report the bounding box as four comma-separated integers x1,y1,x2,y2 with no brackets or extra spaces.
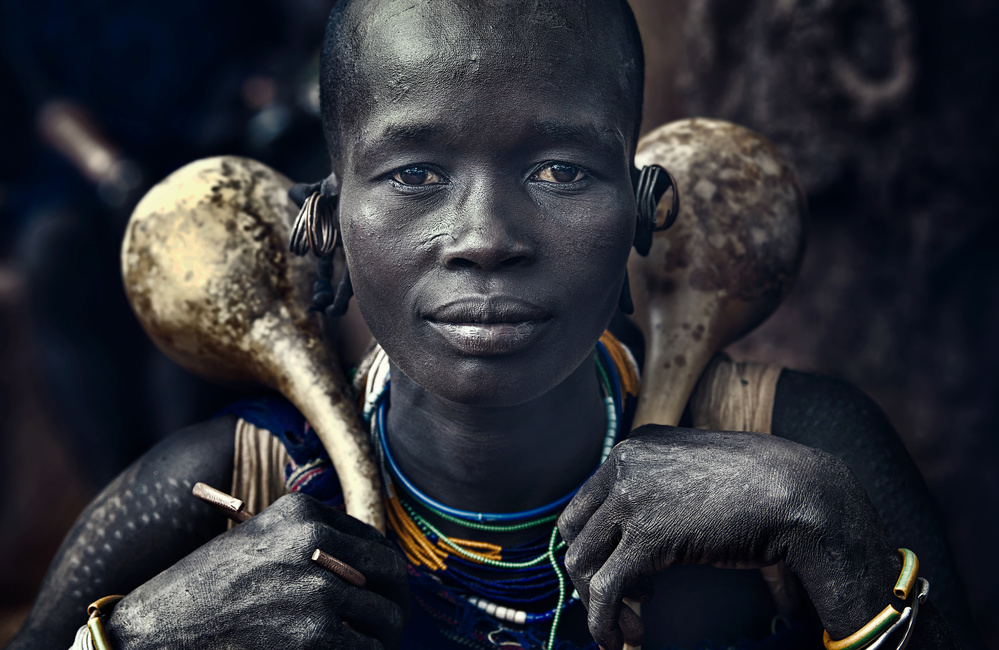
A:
87,595,125,650
821,548,918,650
822,605,902,650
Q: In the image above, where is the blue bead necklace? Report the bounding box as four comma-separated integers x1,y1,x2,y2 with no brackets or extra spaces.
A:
376,340,623,523
369,341,626,648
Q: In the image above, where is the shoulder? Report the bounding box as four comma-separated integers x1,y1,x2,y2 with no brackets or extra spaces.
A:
9,416,240,648
773,369,889,427
136,414,237,479
770,369,926,508
771,369,900,457
78,414,240,573
771,369,928,501
92,415,239,530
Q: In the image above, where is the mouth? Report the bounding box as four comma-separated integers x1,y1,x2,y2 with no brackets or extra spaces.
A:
424,297,552,356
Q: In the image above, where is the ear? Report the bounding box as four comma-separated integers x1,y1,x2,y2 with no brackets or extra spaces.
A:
319,171,341,204
288,171,340,213
288,180,324,209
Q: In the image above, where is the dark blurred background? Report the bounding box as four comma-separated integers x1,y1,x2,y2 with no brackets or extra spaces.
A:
0,0,996,647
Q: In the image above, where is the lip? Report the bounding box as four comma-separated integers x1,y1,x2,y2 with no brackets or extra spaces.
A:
424,296,552,356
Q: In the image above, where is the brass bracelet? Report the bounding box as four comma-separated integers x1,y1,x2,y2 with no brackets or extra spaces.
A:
821,548,919,650
87,595,125,650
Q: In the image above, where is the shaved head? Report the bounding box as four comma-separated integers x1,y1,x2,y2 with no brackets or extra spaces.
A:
319,0,645,163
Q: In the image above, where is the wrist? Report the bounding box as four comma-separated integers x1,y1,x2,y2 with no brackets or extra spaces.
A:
102,598,140,650
103,615,124,650
812,543,903,638
821,556,930,650
782,456,904,638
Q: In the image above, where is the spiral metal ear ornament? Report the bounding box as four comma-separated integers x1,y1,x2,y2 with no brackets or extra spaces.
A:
633,164,680,256
293,194,352,318
290,191,338,257
289,192,317,256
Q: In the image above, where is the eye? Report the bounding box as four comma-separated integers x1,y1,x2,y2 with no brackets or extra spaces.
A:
391,166,443,186
532,162,585,184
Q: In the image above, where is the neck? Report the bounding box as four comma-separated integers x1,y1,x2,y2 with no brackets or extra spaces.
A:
385,352,607,517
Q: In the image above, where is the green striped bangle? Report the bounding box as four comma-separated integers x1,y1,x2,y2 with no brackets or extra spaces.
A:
894,548,919,599
821,547,920,650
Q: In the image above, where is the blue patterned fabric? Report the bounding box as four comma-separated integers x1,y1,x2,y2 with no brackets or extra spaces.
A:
217,394,344,506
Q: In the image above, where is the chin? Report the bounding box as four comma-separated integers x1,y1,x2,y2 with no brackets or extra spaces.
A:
400,350,579,407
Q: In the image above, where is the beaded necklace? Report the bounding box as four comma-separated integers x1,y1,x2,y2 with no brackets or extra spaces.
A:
368,340,627,649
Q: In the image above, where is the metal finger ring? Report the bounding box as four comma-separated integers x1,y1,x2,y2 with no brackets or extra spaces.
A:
311,549,367,588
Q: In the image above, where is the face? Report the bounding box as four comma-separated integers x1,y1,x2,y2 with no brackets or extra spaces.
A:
335,0,638,406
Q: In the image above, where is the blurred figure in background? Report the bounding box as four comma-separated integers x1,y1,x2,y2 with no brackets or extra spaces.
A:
1,0,337,481
0,0,336,636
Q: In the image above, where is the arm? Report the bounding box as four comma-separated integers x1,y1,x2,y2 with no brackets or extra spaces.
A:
10,414,410,650
559,373,982,650
8,416,236,649
772,370,985,650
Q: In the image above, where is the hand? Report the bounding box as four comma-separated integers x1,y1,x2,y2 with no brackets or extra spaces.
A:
558,425,899,649
106,492,410,649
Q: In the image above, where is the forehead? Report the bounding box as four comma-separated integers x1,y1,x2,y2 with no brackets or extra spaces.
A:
334,0,636,155
346,0,605,62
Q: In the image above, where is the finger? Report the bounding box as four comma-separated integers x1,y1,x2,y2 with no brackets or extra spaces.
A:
264,497,401,618
619,601,645,648
334,623,385,650
340,542,408,606
305,509,409,615
562,501,621,607
622,575,655,604
274,493,404,585
282,493,387,543
313,549,368,588
312,538,409,607
586,545,635,650
340,587,407,648
558,458,616,543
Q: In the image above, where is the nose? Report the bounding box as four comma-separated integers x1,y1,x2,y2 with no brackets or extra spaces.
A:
439,180,534,271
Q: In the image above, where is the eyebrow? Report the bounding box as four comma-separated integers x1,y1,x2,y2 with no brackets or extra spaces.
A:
375,122,442,143
531,120,613,142
529,119,627,155
352,122,444,168
353,117,626,167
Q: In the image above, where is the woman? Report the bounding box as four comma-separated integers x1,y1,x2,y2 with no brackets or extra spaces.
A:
8,0,978,648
